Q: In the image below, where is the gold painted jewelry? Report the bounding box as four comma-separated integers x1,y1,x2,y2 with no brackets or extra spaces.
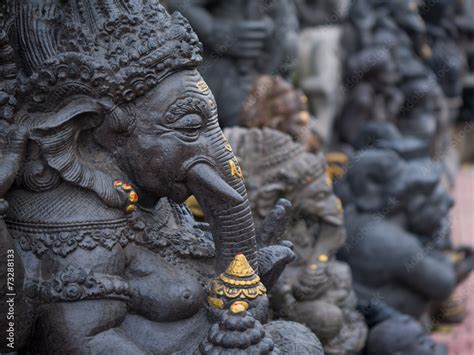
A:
298,111,310,124
207,297,224,309
335,197,344,214
208,254,266,311
325,151,348,181
318,254,329,263
421,43,432,59
222,133,233,152
114,181,139,213
197,80,209,92
229,158,243,179
230,301,249,314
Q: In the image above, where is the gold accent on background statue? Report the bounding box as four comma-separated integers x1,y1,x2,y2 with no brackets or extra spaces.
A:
318,254,329,263
325,152,348,181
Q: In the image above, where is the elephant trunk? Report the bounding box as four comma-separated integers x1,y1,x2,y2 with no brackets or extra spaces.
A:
187,121,258,274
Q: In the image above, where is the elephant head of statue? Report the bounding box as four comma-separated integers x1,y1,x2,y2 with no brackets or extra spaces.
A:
1,0,293,276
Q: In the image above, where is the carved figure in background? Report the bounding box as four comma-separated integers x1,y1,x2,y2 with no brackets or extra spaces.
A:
337,47,403,146
456,0,474,128
456,0,474,71
418,0,467,102
339,0,459,183
338,148,473,319
359,300,448,355
240,75,321,152
295,0,348,28
224,127,367,355
167,0,299,127
0,1,321,353
296,0,350,144
352,121,474,323
367,314,448,355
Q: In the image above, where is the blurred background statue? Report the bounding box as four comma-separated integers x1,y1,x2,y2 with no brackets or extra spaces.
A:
167,0,299,127
224,127,368,355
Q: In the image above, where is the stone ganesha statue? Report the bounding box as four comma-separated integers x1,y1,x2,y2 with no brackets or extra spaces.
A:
336,46,403,146
339,0,449,153
224,127,368,355
0,1,323,353
358,299,448,355
338,148,473,319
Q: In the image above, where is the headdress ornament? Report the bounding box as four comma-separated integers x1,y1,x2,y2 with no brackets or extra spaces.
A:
2,0,202,121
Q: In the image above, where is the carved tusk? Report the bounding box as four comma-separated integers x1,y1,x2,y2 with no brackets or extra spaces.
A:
187,163,244,205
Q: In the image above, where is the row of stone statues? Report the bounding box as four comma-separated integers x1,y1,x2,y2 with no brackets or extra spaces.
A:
169,1,474,355
0,0,473,354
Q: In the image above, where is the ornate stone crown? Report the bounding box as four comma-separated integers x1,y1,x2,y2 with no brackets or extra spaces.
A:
1,0,202,118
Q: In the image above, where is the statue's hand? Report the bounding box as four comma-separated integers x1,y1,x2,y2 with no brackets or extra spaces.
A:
0,125,28,198
233,20,271,59
209,20,271,59
257,198,292,246
257,199,296,291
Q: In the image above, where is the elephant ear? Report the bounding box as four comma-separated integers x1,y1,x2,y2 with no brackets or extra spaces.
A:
29,97,124,208
346,149,404,212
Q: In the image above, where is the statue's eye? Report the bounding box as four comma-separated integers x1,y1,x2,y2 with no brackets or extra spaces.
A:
173,114,203,138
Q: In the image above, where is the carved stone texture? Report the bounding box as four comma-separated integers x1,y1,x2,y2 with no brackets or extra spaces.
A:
167,0,299,127
0,1,308,353
224,126,367,355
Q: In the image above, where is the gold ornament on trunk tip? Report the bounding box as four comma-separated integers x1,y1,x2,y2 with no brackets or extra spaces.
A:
208,254,266,310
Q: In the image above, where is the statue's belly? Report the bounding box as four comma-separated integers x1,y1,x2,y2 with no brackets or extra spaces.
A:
124,244,206,322
120,309,209,355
